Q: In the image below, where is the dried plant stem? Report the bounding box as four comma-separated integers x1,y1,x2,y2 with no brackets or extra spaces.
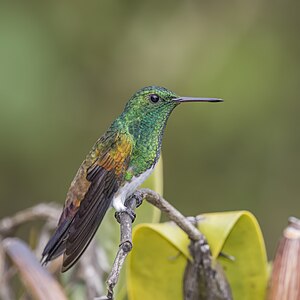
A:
0,203,61,236
0,203,108,299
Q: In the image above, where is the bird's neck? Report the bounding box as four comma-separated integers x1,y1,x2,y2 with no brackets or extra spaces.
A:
112,106,174,176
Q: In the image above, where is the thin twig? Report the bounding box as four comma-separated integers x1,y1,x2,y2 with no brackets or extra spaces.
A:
98,195,138,300
0,203,61,236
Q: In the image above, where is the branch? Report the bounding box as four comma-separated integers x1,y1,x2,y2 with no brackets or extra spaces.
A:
98,195,137,300
101,188,232,300
0,203,61,236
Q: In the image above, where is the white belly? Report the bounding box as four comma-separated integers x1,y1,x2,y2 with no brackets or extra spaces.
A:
112,167,154,212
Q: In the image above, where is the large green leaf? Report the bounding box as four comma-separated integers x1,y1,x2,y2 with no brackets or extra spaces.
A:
127,211,268,300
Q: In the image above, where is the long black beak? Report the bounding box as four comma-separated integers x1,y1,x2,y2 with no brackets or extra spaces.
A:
173,97,223,103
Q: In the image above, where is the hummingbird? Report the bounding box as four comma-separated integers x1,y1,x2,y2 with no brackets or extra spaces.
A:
41,86,223,272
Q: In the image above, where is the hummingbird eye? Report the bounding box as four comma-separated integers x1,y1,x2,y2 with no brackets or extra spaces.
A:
149,94,160,103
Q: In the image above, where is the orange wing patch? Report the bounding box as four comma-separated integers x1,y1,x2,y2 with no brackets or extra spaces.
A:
58,132,133,226
98,133,133,176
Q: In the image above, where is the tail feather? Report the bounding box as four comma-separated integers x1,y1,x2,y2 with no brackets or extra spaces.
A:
41,219,71,265
61,169,118,272
41,160,122,271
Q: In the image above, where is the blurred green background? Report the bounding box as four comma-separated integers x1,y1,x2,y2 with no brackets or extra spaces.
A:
0,0,299,258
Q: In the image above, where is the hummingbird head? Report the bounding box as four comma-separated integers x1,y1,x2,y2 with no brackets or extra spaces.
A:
118,85,222,146
114,85,222,168
123,85,222,119
124,86,179,113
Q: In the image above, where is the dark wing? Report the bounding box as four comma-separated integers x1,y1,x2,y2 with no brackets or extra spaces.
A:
41,131,133,272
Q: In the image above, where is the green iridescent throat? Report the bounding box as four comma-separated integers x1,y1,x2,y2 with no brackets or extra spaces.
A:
111,87,178,178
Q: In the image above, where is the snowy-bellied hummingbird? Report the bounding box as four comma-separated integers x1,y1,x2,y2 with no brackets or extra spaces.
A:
42,86,223,272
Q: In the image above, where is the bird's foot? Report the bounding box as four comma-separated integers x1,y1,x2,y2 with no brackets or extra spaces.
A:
115,208,136,224
127,192,143,208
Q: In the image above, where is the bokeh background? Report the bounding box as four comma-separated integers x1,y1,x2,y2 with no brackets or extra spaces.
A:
0,0,299,258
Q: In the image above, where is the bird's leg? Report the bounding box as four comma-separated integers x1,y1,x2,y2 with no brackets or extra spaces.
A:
114,210,136,224
114,192,143,224
130,191,144,208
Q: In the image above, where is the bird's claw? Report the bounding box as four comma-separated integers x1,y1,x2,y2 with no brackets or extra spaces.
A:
124,193,143,208
125,208,136,222
132,193,143,208
115,208,136,224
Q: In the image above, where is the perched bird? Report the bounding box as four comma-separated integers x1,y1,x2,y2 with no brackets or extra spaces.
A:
41,86,223,272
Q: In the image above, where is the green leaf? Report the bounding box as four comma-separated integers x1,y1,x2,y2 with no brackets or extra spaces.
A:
199,211,268,299
127,211,268,300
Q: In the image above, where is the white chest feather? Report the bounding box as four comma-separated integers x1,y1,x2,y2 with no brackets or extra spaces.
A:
112,167,154,212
